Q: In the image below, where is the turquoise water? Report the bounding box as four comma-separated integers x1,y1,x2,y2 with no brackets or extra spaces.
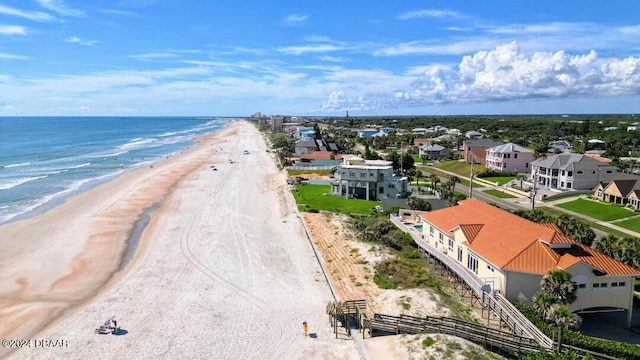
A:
0,117,227,224
414,224,423,232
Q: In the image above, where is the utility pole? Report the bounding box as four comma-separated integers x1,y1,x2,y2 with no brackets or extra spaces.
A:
468,157,474,198
531,169,538,210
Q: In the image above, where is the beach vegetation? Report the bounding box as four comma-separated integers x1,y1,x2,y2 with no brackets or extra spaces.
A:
483,189,517,198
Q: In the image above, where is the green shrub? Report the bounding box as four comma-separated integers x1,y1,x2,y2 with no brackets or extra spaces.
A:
422,337,436,348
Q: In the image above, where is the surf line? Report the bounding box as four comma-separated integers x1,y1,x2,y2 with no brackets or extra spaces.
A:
118,201,161,271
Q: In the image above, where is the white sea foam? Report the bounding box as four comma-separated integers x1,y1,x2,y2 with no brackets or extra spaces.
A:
0,175,48,190
120,138,158,149
68,162,91,169
3,162,32,168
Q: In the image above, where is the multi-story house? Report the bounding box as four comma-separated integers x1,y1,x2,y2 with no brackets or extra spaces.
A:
418,144,450,160
530,154,619,191
331,155,407,201
463,139,502,164
485,143,534,173
417,198,640,327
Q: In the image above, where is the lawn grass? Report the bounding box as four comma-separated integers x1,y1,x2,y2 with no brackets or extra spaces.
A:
555,198,635,221
436,160,486,177
481,176,515,185
612,216,640,233
291,184,379,214
483,189,517,198
287,169,333,175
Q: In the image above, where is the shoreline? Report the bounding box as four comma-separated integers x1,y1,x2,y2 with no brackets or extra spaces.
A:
0,121,237,355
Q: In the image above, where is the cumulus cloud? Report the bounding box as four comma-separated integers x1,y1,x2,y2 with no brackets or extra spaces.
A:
323,41,640,111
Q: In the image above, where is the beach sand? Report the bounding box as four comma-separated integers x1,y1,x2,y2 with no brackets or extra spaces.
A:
0,120,359,359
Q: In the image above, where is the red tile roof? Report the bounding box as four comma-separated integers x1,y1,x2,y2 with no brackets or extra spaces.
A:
419,198,640,276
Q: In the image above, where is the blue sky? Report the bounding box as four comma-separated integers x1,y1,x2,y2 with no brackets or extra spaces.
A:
1,0,639,116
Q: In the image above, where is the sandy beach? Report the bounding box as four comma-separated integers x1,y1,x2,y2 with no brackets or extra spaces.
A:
0,120,359,359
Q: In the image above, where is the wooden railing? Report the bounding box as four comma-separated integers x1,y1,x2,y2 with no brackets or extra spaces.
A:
369,312,540,355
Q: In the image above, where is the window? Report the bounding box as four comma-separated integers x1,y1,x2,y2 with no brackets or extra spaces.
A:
567,182,572,189
360,173,366,178
487,265,494,272
593,282,608,289
379,187,384,194
577,171,583,174
388,184,395,189
349,172,355,177
467,254,478,274
457,246,463,262
514,153,518,159
448,239,454,252
611,282,626,288
438,233,444,245
572,275,587,290
568,171,572,176
561,170,565,176
606,170,613,174
429,226,434,238
525,163,529,168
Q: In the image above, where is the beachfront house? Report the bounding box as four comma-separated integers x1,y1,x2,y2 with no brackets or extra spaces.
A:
418,144,450,160
530,154,619,191
485,143,534,173
594,172,640,210
331,155,407,201
416,198,640,326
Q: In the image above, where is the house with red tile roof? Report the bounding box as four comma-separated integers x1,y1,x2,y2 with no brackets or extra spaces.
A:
417,198,640,326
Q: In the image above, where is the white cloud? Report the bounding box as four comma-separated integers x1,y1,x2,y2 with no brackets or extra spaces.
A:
0,25,27,35
35,0,85,17
397,9,465,20
0,52,30,60
283,14,308,24
324,41,640,112
0,4,55,21
128,52,178,61
277,43,345,55
374,39,503,56
66,36,100,46
318,55,344,62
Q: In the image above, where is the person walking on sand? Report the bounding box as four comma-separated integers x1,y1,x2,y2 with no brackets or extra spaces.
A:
303,321,308,336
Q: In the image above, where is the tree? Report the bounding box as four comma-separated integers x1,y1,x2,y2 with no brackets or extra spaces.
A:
540,269,578,306
555,214,595,247
407,196,431,211
445,175,460,191
429,173,441,191
552,305,582,351
533,292,557,321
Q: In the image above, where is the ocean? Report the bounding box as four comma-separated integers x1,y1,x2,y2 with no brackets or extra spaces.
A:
0,117,227,225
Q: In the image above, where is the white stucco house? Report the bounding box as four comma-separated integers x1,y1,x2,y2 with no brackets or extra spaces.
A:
485,143,534,173
530,154,619,190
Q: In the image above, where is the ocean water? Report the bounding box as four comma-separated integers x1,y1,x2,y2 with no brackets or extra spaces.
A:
0,117,227,225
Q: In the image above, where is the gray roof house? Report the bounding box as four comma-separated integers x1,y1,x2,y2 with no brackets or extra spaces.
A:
418,144,450,160
531,154,619,191
331,156,408,201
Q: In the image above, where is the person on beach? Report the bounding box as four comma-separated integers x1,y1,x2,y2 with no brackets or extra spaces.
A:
303,321,308,336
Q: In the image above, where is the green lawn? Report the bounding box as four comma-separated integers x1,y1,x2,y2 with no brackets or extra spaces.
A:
483,189,517,198
288,169,333,175
555,198,636,221
481,176,515,185
436,160,486,177
291,184,379,214
612,216,640,233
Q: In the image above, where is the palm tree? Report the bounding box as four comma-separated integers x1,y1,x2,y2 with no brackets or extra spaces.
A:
594,234,620,258
446,175,460,191
429,173,440,191
533,292,557,321
552,306,582,351
540,269,578,306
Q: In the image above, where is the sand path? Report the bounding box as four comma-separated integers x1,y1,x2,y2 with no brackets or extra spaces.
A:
0,120,359,359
